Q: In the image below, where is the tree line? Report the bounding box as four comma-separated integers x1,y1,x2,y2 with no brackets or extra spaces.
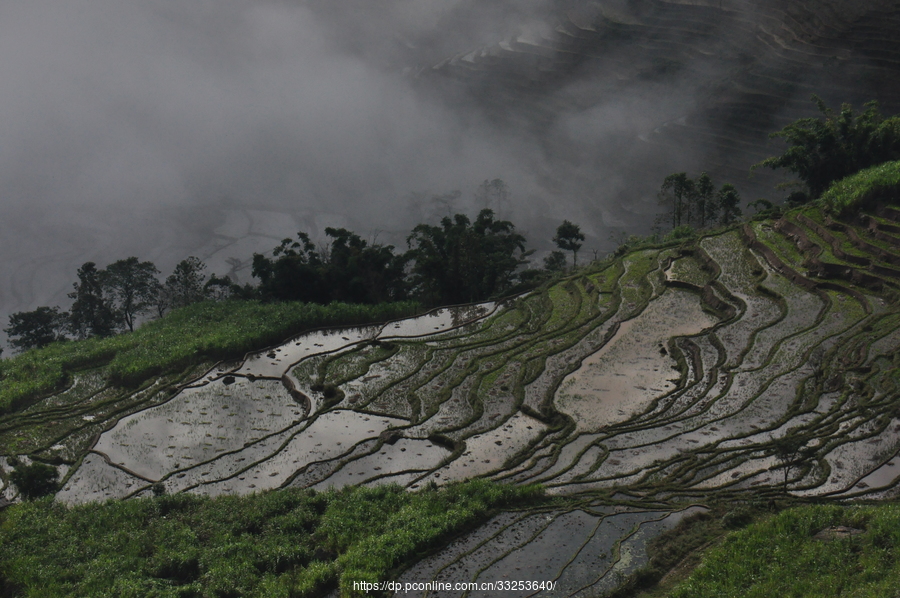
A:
657,172,743,231
656,97,900,233
5,208,592,354
4,256,217,352
754,96,900,202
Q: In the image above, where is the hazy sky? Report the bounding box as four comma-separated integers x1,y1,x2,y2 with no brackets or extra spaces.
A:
2,0,888,339
0,0,673,323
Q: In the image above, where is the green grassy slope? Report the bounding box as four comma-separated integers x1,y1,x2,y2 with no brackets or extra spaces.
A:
669,503,900,598
0,480,540,598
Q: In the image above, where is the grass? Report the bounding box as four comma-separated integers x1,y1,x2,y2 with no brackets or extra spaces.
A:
820,160,900,216
5,201,900,598
0,300,420,416
669,502,900,598
0,480,542,598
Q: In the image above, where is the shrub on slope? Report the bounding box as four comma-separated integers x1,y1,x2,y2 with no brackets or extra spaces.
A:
820,160,900,216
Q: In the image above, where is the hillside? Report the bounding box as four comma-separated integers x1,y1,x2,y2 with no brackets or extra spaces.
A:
414,0,900,230
3,190,900,595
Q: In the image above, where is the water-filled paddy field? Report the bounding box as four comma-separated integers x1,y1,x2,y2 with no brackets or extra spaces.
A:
5,209,900,596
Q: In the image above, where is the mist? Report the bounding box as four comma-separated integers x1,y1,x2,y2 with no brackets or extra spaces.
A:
0,0,571,319
3,0,892,338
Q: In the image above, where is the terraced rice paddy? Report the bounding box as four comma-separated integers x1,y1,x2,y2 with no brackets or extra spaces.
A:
4,205,900,594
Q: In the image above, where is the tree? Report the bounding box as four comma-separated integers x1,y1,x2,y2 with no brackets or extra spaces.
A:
104,257,161,332
4,307,68,352
164,257,208,311
252,232,326,303
10,461,58,500
323,228,407,303
204,274,242,301
68,262,117,339
717,183,743,225
754,96,900,198
406,209,530,305
659,173,695,229
694,172,718,228
772,435,809,494
553,221,585,268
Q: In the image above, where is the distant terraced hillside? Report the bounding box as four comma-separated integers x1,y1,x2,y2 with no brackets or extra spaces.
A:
3,195,900,595
414,0,900,231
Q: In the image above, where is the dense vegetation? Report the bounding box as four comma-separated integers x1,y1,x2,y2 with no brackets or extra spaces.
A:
657,172,743,230
0,300,419,414
670,503,900,597
755,96,900,201
820,160,900,216
4,204,547,358
0,481,541,598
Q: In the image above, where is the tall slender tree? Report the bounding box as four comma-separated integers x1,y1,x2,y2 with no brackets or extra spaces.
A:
553,221,585,268
718,184,743,225
694,172,717,228
659,173,695,228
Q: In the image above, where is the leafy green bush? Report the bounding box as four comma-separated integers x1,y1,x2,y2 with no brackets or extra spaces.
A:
9,462,58,500
819,160,900,216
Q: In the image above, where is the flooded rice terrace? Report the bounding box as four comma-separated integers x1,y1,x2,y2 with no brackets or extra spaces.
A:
51,232,900,503
6,225,900,595
60,302,499,502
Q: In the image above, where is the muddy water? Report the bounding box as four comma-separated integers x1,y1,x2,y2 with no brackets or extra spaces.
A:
57,453,147,504
234,326,381,379
805,419,900,497
415,413,548,486
556,288,718,433
474,509,601,592
398,507,706,598
576,508,706,598
194,410,407,495
377,303,497,339
426,513,556,597
843,453,900,494
313,438,450,491
92,378,303,481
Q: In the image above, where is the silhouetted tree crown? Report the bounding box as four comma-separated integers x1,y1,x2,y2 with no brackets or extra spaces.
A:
104,257,160,332
659,173,741,230
406,209,530,305
4,307,68,352
553,221,585,267
252,229,407,304
68,262,117,339
163,257,209,312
